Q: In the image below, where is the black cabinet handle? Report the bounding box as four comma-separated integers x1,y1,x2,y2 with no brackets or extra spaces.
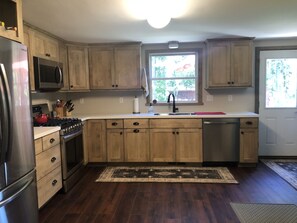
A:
52,179,57,186
176,132,179,135
115,84,118,87
246,121,253,125
133,122,139,126
172,132,175,134
241,131,244,134
120,132,123,135
112,85,115,87
50,138,55,144
70,85,73,88
112,122,118,126
133,129,139,133
51,157,56,163
45,53,51,57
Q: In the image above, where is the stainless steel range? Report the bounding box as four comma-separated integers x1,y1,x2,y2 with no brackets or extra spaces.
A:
33,105,85,192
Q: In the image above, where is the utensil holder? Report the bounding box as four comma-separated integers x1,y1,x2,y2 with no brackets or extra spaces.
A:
55,107,66,117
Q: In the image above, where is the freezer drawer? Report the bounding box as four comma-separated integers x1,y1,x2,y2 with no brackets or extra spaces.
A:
0,170,38,223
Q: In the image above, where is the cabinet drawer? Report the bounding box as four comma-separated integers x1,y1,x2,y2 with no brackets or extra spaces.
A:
36,144,61,181
240,118,258,128
124,119,149,128
42,131,60,151
150,119,202,128
37,166,62,208
34,138,43,155
106,119,123,129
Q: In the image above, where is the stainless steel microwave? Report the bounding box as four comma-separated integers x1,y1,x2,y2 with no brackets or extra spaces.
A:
33,56,63,91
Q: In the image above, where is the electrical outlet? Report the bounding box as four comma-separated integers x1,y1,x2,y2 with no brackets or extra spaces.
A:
228,95,233,102
79,98,84,104
119,97,124,103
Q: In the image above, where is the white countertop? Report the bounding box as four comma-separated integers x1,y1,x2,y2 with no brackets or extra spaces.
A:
78,112,259,121
34,127,61,139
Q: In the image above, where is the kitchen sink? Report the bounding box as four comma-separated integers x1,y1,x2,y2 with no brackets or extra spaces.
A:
154,112,194,116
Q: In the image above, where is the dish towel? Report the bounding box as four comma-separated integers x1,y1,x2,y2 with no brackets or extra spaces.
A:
141,68,149,98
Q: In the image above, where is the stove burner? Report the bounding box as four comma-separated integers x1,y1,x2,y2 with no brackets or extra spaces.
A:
33,118,83,135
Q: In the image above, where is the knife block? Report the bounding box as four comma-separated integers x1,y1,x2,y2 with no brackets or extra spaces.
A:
55,107,66,117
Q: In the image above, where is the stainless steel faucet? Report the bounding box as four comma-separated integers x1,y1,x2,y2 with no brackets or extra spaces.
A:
167,93,178,113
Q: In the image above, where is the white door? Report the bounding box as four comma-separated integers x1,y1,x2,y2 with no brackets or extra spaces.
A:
259,50,297,156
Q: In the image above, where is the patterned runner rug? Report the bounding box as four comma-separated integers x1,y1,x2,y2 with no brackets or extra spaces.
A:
95,166,238,183
231,203,297,223
261,159,297,190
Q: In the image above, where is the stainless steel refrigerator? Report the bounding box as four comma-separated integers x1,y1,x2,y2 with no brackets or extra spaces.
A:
0,37,38,222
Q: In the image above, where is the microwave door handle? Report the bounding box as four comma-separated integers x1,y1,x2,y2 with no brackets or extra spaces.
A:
0,64,12,164
55,66,63,84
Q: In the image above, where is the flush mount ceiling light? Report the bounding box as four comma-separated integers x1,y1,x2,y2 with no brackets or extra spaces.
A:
146,14,171,29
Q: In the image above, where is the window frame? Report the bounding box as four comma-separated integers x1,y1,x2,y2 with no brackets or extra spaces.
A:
145,48,203,105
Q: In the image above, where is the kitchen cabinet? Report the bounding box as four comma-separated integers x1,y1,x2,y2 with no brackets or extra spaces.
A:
207,39,253,88
86,120,107,162
0,0,24,43
124,119,149,162
240,118,259,164
106,119,124,162
149,119,202,162
89,44,141,90
35,131,62,208
67,45,90,91
30,30,60,61
59,42,70,91
23,25,35,91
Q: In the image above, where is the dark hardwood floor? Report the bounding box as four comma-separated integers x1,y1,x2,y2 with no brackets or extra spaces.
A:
39,163,297,223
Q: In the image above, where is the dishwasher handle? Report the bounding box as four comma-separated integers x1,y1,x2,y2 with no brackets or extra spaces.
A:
203,121,239,125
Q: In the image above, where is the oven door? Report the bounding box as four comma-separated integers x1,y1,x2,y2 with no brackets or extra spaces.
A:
61,129,83,180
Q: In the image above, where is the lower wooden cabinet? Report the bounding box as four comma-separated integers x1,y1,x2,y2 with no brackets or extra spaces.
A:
150,129,175,162
124,129,149,162
107,129,124,162
34,131,62,208
149,119,203,163
239,118,259,164
87,120,107,162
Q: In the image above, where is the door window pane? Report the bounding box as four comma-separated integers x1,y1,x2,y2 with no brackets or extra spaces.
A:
266,58,297,108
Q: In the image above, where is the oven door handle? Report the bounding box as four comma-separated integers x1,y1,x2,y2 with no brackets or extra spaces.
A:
62,129,83,142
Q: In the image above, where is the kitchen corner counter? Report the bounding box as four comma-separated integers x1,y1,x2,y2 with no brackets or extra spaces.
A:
77,112,259,121
34,127,61,139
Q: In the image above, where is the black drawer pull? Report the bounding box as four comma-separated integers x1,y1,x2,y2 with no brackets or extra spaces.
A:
176,132,179,135
112,122,118,126
246,121,253,125
52,179,57,186
133,129,139,133
50,138,55,143
172,132,175,134
241,131,244,134
120,132,123,135
133,122,139,126
45,53,51,57
51,157,56,163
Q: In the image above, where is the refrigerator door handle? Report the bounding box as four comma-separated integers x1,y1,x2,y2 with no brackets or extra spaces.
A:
0,64,12,164
0,176,34,208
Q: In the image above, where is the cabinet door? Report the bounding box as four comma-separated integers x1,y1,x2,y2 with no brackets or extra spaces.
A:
150,129,175,162
68,46,89,90
107,129,124,162
207,41,231,87
32,32,59,61
231,41,252,87
59,43,69,91
240,129,258,163
175,129,202,162
89,47,114,89
124,129,149,162
87,120,107,162
114,46,141,89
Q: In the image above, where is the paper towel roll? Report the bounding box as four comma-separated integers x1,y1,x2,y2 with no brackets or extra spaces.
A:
133,97,140,114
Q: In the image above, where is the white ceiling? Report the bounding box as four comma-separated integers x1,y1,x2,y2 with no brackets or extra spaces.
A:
23,0,297,44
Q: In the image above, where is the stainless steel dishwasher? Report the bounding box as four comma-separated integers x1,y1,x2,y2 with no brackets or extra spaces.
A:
203,118,240,162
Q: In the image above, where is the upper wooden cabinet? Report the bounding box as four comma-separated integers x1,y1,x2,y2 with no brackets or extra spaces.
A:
89,44,141,90
67,45,90,91
30,30,60,61
207,39,253,88
59,42,69,91
23,25,35,91
0,0,24,43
